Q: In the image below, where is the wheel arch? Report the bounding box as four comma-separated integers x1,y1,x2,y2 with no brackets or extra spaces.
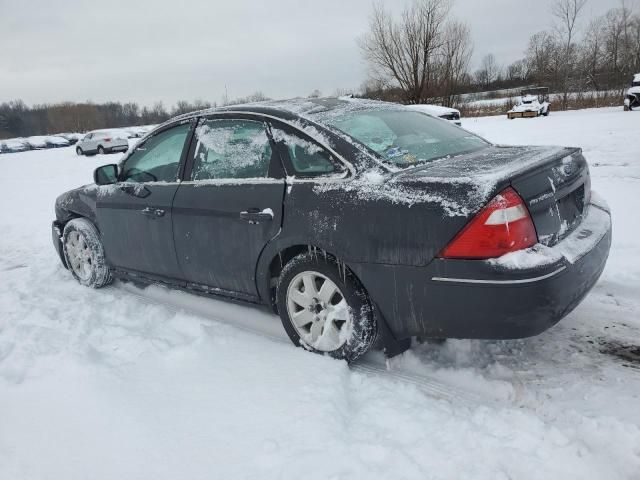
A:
258,241,409,358
257,241,362,314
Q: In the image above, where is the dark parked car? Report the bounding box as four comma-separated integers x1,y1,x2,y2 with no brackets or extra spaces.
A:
51,98,612,361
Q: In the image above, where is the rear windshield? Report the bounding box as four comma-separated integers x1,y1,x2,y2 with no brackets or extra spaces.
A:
325,109,488,168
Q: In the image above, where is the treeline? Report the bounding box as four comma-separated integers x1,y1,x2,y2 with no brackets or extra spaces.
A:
360,0,640,109
0,92,271,140
474,1,640,108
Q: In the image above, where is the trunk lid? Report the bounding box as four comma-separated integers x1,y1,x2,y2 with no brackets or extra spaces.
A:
394,145,591,246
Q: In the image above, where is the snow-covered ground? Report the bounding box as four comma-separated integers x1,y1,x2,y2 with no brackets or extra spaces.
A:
1,107,639,479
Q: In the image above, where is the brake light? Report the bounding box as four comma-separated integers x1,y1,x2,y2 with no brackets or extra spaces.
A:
439,187,537,259
104,137,112,142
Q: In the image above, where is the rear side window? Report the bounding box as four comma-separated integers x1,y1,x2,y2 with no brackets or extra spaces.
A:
121,123,190,183
271,127,344,177
191,119,272,180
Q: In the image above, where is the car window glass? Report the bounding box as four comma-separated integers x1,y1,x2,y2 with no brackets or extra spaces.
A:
121,123,190,183
271,127,343,176
191,119,271,180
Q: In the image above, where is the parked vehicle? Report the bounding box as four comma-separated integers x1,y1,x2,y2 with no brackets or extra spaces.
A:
405,104,462,126
508,87,550,119
76,130,129,156
46,136,71,148
52,98,611,362
25,136,49,149
0,139,30,153
624,73,640,111
58,133,84,145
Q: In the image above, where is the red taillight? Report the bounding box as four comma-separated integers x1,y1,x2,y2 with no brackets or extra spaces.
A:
439,187,537,259
104,137,112,142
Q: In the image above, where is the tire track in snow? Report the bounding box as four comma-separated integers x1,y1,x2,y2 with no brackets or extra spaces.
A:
115,281,502,407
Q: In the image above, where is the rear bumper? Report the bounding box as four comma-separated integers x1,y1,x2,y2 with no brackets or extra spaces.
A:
351,202,612,340
508,111,538,118
106,144,128,153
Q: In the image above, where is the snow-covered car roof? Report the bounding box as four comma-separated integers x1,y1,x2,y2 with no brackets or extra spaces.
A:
166,97,425,132
405,104,460,116
521,94,538,103
26,136,48,145
3,139,27,147
46,136,69,144
91,129,129,139
634,73,640,83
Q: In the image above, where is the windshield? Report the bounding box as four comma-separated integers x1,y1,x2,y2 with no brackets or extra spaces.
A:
325,109,488,168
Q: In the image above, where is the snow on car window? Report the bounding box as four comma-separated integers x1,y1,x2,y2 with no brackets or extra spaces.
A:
271,128,322,155
192,120,271,180
271,127,340,176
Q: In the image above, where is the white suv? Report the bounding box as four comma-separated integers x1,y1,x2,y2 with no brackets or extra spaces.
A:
76,130,129,156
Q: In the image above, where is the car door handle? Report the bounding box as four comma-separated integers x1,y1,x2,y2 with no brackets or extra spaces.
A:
141,207,165,218
239,208,273,223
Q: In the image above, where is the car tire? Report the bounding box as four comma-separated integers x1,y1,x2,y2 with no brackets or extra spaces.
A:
62,218,112,288
76,147,83,156
276,252,377,362
98,146,105,155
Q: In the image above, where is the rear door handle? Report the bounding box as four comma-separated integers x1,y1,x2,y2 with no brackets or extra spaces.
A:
141,207,165,218
240,208,273,224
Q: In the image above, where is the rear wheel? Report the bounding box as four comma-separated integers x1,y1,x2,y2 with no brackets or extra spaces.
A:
62,218,112,288
276,253,377,362
76,147,83,156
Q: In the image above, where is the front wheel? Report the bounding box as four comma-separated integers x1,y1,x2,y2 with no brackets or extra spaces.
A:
276,253,377,362
62,218,112,288
76,147,83,156
98,146,105,155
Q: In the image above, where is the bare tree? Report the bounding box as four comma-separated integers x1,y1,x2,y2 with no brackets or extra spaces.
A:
359,0,463,104
475,53,500,89
578,16,605,90
552,0,588,108
437,21,473,105
526,30,562,87
506,59,529,83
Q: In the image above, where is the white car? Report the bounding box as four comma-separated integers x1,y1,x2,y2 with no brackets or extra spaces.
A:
624,73,640,111
76,130,129,156
508,94,550,119
405,104,462,126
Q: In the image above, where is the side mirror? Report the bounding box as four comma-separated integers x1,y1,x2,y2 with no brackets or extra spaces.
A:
94,164,118,185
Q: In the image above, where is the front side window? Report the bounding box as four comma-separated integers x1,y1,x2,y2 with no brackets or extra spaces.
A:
121,123,190,182
191,119,272,180
326,109,489,168
271,127,344,177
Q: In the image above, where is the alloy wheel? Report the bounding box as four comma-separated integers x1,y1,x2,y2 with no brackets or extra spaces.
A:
65,231,93,281
286,271,352,352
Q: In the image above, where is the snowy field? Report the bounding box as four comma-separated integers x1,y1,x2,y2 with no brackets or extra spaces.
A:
1,107,639,479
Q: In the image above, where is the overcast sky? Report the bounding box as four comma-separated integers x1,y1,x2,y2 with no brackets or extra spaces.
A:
0,0,623,106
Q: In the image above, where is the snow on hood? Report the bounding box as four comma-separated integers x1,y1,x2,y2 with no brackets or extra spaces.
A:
634,73,640,83
627,86,640,95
